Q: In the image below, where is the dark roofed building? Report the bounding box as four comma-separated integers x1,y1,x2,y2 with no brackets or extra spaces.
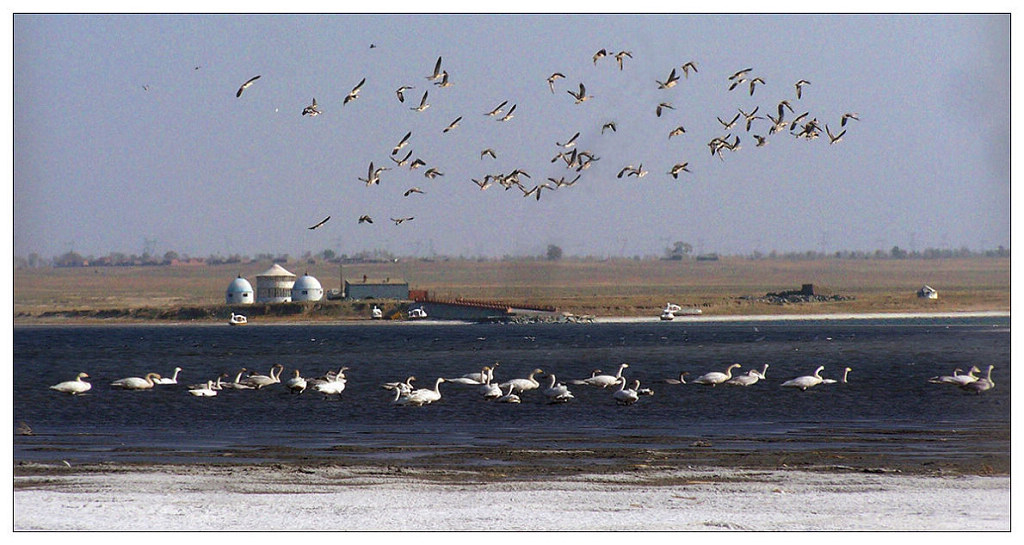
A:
344,278,409,300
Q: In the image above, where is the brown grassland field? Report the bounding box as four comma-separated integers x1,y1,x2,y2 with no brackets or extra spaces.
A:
13,256,1009,323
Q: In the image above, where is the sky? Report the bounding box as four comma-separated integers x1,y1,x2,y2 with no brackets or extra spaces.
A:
12,13,1011,259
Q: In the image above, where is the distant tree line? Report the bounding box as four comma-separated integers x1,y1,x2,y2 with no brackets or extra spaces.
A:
14,244,1010,269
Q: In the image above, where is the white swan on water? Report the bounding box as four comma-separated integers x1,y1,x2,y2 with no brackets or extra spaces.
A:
478,375,502,400
576,363,629,388
929,366,980,386
447,365,494,385
285,369,307,394
781,366,825,391
50,372,92,395
499,368,544,394
496,384,522,404
613,378,640,405
244,364,284,389
404,378,446,405
382,376,416,395
662,372,689,385
693,363,741,386
111,372,162,390
960,365,995,394
542,374,574,403
220,368,254,390
314,370,348,396
188,380,218,397
726,369,763,386
153,367,182,385
822,367,852,384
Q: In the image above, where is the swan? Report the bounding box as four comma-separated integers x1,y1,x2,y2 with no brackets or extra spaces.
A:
153,367,182,385
569,369,603,385
613,378,640,405
693,363,742,386
960,365,994,394
313,373,347,396
447,365,493,385
478,376,503,400
662,372,689,385
541,374,574,403
496,384,521,404
220,368,254,390
188,380,218,397
499,368,544,395
781,366,825,391
285,369,307,394
726,370,764,386
578,363,630,388
244,364,284,389
382,376,416,395
822,367,852,384
50,372,91,395
406,378,446,405
111,372,161,390
929,366,980,386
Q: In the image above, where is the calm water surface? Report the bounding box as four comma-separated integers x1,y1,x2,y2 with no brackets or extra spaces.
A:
13,317,1010,465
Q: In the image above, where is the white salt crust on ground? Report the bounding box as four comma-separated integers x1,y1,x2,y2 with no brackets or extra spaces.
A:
13,465,1009,531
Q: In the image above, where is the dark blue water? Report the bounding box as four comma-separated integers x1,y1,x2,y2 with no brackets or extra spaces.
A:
13,317,1010,466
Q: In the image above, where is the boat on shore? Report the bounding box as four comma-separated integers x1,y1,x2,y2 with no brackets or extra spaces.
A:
660,303,701,320
408,308,428,320
228,313,248,326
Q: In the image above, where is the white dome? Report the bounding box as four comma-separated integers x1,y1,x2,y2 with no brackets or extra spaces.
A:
225,276,254,305
291,274,323,302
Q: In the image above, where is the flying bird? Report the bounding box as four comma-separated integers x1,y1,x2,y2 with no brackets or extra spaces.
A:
391,217,414,225
656,68,679,89
668,126,686,139
717,112,741,130
522,183,556,201
426,56,443,80
754,134,768,147
748,77,766,96
484,100,508,117
480,148,497,159
794,79,811,99
358,215,373,224
391,149,413,167
656,102,675,117
826,124,846,145
442,116,462,133
302,98,321,117
408,158,427,170
680,61,698,78
592,48,608,64
728,67,753,81
547,72,565,93
395,85,414,103
235,75,261,97
424,167,444,179
601,121,617,134
410,90,430,111
308,216,331,230
358,162,379,186
391,131,412,155
669,163,691,178
567,83,593,104
614,50,632,70
433,70,452,88
344,77,366,105
841,112,860,126
556,131,580,148
498,104,517,121
403,187,425,197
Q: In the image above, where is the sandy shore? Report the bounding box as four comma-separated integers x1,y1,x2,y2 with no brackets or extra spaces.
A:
12,463,1009,531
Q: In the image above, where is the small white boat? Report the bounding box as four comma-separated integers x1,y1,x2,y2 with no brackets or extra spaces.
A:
229,313,248,326
408,307,428,320
660,310,675,321
371,305,383,320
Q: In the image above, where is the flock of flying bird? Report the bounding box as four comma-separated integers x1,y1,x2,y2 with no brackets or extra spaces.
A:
224,48,860,233
48,359,997,402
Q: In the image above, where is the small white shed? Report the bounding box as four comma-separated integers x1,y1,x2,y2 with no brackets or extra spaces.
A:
917,285,938,299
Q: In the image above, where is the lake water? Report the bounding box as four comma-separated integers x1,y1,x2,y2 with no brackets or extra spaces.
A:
13,317,1010,467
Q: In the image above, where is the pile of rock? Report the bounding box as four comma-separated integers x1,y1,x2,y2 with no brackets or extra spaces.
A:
740,284,854,305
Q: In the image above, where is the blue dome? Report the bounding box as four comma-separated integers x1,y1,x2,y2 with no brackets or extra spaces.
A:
226,275,254,305
227,276,253,293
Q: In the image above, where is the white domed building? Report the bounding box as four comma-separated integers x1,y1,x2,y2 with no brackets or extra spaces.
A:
291,273,324,302
225,275,254,305
255,263,296,303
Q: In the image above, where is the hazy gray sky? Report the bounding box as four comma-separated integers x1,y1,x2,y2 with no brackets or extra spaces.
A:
13,13,1010,259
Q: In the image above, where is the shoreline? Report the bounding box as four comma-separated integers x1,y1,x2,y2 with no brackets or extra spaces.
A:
12,309,1010,327
13,461,1010,531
